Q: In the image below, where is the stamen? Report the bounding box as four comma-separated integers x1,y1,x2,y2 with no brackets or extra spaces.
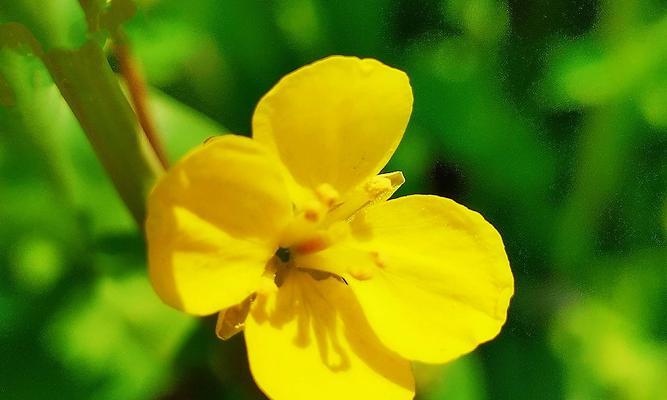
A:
370,250,386,269
303,209,320,222
294,234,328,254
346,251,385,281
279,184,342,248
303,200,325,222
349,265,374,280
323,172,405,225
279,205,323,247
292,222,349,255
315,183,340,209
364,176,393,197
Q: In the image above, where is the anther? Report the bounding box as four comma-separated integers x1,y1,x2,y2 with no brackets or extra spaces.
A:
303,200,324,222
304,209,319,222
364,176,393,197
370,251,386,269
349,265,374,280
315,183,340,209
294,234,329,254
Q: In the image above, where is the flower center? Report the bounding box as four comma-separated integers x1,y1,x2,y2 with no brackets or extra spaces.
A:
275,246,291,263
270,175,403,287
279,183,343,250
272,244,343,287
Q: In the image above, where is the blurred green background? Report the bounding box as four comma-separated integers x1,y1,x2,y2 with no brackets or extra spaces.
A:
1,0,665,399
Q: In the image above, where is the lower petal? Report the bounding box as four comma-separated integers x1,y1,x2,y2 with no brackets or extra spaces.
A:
244,270,414,400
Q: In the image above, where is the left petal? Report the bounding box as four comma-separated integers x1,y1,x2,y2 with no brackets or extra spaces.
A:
146,135,293,315
244,271,414,400
252,56,413,196
296,195,514,364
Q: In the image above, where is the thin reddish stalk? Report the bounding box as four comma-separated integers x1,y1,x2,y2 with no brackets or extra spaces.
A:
114,38,169,169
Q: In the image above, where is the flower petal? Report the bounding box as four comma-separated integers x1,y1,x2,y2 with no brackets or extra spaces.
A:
252,56,413,196
146,135,293,315
296,195,514,363
244,271,414,400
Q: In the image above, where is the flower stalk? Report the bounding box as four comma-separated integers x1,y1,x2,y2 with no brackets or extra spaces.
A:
114,30,169,170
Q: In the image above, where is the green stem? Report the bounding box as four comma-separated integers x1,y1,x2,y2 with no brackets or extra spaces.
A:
45,39,163,225
2,0,161,227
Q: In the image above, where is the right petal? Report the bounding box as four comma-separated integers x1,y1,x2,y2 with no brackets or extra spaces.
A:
146,135,293,315
296,195,513,363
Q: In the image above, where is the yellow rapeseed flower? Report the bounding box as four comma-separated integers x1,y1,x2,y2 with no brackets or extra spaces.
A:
146,56,514,400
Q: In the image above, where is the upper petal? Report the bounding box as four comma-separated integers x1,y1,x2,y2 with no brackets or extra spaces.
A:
146,135,293,315
244,270,414,400
252,56,413,196
296,195,514,363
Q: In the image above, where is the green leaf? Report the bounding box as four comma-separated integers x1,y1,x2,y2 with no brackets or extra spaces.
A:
45,272,196,400
148,87,226,161
0,0,87,50
543,15,667,108
414,356,487,400
552,299,667,400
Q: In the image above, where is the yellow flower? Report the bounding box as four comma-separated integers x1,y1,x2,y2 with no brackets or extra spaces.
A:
146,56,514,400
